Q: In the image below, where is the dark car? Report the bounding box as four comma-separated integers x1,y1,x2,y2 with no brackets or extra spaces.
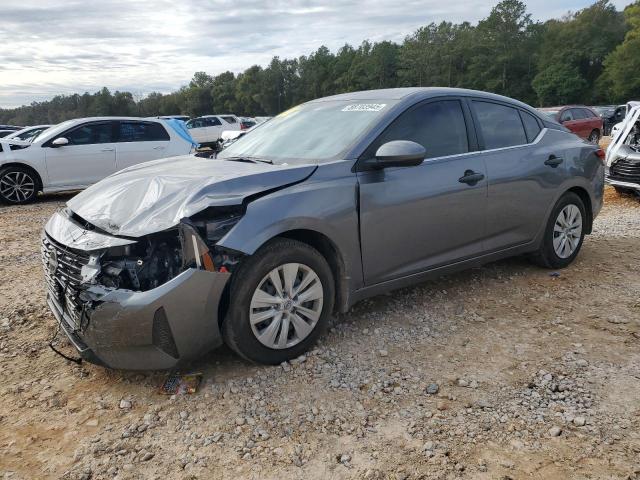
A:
538,106,603,143
42,88,604,370
592,105,617,136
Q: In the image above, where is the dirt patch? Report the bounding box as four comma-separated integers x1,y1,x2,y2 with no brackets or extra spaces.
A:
1,187,639,479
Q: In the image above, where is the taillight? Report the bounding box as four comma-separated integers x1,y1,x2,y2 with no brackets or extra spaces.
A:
240,123,247,130
595,148,605,163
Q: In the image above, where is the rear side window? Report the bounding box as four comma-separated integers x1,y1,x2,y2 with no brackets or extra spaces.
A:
118,122,169,142
221,116,237,124
367,100,469,159
206,117,222,126
472,101,527,149
520,111,542,142
581,108,596,119
66,122,113,145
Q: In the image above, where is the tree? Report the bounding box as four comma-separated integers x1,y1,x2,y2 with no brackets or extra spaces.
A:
602,1,640,100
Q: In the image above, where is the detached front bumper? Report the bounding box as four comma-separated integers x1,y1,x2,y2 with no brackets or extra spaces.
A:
47,268,230,370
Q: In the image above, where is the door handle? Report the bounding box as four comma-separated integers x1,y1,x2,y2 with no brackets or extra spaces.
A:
458,170,485,186
544,155,564,167
153,146,165,150
100,147,114,152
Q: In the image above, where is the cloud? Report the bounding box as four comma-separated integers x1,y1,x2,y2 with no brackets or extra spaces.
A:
0,0,631,108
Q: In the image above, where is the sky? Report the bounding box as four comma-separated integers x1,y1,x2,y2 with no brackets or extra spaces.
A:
0,0,631,108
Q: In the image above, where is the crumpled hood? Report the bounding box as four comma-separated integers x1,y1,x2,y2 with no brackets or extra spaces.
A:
68,155,316,237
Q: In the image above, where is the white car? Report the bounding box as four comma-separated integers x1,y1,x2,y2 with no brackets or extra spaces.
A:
0,117,195,204
185,115,241,147
5,125,52,142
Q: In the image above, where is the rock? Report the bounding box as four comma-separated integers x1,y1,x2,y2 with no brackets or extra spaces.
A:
457,378,469,387
85,419,99,427
235,417,246,426
339,453,351,464
378,349,388,357
119,399,132,409
436,401,448,411
141,452,154,461
179,411,189,420
548,426,562,437
425,383,439,395
422,441,435,451
573,416,586,427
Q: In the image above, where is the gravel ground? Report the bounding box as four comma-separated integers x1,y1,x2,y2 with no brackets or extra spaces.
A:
1,187,639,480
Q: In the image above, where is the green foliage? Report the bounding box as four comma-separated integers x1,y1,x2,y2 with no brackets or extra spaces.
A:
0,1,632,125
602,1,640,100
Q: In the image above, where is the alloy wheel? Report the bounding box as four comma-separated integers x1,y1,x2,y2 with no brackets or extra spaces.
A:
553,204,582,259
0,171,36,203
249,263,324,349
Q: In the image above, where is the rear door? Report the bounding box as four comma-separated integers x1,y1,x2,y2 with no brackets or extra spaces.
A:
114,120,172,171
470,100,567,251
44,121,117,188
205,117,223,140
358,98,488,285
186,118,208,143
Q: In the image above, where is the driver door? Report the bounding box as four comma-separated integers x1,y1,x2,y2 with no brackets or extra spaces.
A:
44,121,117,188
357,98,488,286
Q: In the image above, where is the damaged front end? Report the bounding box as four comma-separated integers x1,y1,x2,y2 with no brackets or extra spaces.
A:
606,106,640,194
42,208,244,370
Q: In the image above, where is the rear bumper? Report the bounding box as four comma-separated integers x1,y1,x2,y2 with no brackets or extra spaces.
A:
48,268,230,370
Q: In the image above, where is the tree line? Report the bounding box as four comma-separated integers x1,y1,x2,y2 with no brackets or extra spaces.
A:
2,0,639,126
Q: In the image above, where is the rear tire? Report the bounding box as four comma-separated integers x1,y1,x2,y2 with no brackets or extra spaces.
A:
531,192,586,269
222,238,334,364
588,129,600,144
0,166,39,205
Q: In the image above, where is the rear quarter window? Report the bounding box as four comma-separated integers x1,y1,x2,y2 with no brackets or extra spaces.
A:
221,116,237,124
472,101,527,149
520,111,542,142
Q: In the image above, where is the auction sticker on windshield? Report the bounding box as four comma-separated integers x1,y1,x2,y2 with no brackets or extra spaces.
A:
342,104,386,112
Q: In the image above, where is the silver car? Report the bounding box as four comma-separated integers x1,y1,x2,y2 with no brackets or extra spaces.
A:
42,88,604,369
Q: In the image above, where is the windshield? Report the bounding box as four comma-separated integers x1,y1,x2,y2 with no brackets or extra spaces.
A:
218,100,396,164
32,119,76,143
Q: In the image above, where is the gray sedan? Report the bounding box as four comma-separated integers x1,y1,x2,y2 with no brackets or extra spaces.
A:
42,88,604,369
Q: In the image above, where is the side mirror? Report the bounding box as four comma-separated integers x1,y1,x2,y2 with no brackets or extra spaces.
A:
373,140,425,168
51,137,69,147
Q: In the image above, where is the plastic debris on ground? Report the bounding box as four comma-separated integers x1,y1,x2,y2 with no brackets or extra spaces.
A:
158,372,202,395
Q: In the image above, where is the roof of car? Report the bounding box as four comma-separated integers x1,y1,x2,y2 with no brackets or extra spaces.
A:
539,105,591,110
310,87,540,113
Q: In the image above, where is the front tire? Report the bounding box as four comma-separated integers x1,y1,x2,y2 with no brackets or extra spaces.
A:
531,192,586,269
0,166,39,205
223,238,335,364
588,129,601,144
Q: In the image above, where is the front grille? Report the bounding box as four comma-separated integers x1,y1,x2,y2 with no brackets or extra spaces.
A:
609,158,640,184
41,234,91,330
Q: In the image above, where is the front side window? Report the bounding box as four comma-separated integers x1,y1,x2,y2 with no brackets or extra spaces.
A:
571,109,586,120
118,122,169,142
66,122,113,145
473,101,527,149
365,100,469,159
559,110,574,122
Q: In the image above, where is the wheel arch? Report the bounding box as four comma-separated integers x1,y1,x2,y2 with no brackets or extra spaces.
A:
566,186,593,234
217,227,350,327
0,162,44,192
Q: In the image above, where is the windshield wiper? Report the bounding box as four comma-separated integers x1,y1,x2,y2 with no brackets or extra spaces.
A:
222,156,273,165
